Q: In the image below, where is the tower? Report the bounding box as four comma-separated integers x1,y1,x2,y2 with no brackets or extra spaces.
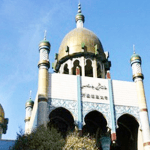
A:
25,92,34,134
37,34,50,126
0,104,8,139
130,52,150,150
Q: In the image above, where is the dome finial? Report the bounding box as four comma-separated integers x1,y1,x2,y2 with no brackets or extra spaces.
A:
75,2,85,28
78,2,82,13
29,90,32,99
133,44,136,54
44,30,47,40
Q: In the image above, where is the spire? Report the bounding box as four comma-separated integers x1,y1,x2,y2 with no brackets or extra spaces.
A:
133,44,135,54
44,30,47,40
29,90,32,99
78,3,82,13
75,2,85,28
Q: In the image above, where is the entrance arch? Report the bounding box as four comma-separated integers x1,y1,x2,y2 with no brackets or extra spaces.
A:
116,114,139,150
83,110,107,136
48,107,75,137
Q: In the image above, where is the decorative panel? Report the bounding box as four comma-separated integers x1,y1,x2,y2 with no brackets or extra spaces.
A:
115,105,140,124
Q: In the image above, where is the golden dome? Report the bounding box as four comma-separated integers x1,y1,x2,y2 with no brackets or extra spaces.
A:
0,104,5,124
57,27,106,62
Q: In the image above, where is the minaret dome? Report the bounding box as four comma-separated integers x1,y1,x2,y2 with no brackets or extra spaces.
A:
25,97,34,108
130,53,141,63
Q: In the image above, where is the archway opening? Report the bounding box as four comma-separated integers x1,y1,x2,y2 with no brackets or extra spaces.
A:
48,107,75,137
83,111,107,136
63,64,69,74
116,114,139,150
97,63,101,78
72,60,82,75
85,59,93,77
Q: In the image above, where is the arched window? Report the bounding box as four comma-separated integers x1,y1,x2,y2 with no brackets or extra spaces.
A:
63,64,69,74
85,59,93,77
97,63,101,78
72,60,82,75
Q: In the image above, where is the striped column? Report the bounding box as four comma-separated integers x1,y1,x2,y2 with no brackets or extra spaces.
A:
108,79,116,142
76,67,82,135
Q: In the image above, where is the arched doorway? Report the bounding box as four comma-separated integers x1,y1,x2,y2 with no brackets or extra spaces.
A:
48,107,75,137
83,111,110,149
116,114,139,150
83,110,107,136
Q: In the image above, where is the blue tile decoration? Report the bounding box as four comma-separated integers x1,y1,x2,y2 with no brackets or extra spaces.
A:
47,98,140,129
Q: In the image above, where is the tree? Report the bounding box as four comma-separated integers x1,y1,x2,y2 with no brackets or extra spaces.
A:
10,125,65,150
64,130,98,150
10,126,99,150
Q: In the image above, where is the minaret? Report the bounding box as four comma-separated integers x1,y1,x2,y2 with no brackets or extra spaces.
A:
25,91,34,134
130,47,150,150
37,31,50,126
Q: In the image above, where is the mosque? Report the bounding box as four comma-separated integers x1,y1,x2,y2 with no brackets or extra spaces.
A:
1,3,150,150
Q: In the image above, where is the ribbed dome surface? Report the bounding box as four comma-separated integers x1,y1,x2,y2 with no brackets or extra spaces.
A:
58,27,105,61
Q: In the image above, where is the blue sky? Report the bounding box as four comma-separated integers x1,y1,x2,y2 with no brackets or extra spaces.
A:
0,0,150,139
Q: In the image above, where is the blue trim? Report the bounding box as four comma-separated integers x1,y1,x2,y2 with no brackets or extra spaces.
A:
131,59,141,65
77,75,82,130
108,80,116,134
39,46,50,51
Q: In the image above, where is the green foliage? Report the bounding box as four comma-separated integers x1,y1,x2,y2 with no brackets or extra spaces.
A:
11,126,99,150
10,125,65,150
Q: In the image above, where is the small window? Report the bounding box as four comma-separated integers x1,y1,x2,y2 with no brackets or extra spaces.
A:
85,60,93,77
63,64,69,74
72,60,82,75
97,63,101,78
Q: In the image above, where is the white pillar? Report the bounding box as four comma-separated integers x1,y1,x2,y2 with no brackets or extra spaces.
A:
92,58,97,78
68,59,72,75
81,57,85,76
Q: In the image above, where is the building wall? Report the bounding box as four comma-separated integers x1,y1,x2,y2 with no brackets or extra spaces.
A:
47,73,140,126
